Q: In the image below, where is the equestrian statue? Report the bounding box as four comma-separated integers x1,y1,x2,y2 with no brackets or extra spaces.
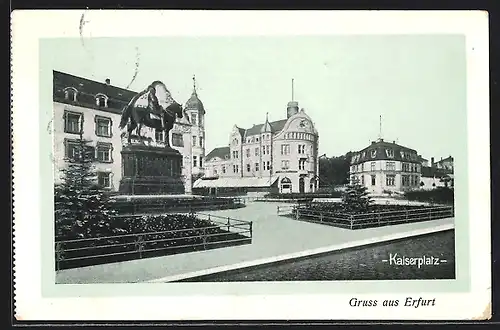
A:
119,81,184,147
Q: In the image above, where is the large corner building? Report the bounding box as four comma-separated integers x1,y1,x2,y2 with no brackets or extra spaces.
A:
52,70,206,193
196,99,319,195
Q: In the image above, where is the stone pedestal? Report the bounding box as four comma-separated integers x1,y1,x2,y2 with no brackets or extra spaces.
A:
119,144,185,195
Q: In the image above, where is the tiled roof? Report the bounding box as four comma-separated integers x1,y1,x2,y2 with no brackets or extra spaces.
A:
351,139,420,165
206,146,230,161
421,166,453,178
244,119,288,137
53,70,138,114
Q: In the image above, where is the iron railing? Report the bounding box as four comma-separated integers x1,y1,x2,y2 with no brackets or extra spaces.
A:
55,213,253,270
277,204,454,230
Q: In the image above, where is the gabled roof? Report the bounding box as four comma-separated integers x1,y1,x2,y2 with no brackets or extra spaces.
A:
351,139,420,165
206,146,230,161
53,70,138,114
436,156,454,164
244,119,288,137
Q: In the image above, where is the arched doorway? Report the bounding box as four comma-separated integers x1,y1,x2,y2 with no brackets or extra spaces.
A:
299,177,305,193
280,177,292,194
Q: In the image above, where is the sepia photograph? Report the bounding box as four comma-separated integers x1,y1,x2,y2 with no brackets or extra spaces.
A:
12,10,490,321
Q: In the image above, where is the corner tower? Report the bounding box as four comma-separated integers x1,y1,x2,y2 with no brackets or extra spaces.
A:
185,75,206,178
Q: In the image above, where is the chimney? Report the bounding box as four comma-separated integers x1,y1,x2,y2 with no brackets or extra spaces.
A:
105,78,111,85
393,140,396,144
431,157,435,167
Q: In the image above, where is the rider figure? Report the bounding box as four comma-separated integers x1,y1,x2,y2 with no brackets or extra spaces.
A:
147,85,165,129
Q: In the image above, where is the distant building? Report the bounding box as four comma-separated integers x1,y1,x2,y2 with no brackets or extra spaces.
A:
418,155,429,167
349,139,422,195
197,99,319,195
52,70,197,193
433,156,454,171
420,166,454,190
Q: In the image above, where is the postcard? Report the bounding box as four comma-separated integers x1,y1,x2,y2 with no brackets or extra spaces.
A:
12,10,491,321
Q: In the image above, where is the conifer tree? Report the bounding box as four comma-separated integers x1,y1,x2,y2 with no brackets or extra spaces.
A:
54,132,117,239
341,177,373,213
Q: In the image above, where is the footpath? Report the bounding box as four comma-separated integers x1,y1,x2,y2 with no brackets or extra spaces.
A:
56,202,454,284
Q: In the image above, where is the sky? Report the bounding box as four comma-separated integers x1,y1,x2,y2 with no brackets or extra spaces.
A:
44,35,466,160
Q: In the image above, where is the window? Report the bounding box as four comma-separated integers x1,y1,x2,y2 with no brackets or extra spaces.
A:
256,137,259,142
298,145,305,154
246,148,250,158
96,143,112,163
232,151,239,159
246,164,251,172
64,111,82,134
222,165,226,174
371,162,376,171
199,157,203,168
266,145,270,155
191,113,198,125
255,147,259,156
281,144,290,155
95,94,108,107
262,146,266,155
64,87,78,101
299,158,306,170
402,163,410,172
255,162,259,171
155,130,165,142
214,169,218,175
371,175,376,186
361,175,365,185
402,175,410,186
193,156,198,167
97,172,111,188
360,163,364,171
199,137,203,148
386,174,395,186
233,164,239,173
64,140,80,160
386,161,396,171
172,133,184,147
371,150,377,158
362,152,366,159
351,165,356,173
281,160,290,170
192,136,197,146
232,138,239,146
386,149,395,158
95,116,112,137
265,161,271,171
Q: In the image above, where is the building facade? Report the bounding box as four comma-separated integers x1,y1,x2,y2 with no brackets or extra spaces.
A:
198,100,319,195
53,70,198,193
349,139,422,195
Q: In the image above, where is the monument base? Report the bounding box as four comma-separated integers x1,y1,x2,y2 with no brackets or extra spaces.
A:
119,144,185,195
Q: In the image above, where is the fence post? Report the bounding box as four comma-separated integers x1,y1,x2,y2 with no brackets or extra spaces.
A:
295,207,300,220
227,217,230,232
250,222,253,238
320,212,323,222
405,209,409,223
378,213,381,226
429,208,432,220
350,215,354,230
203,227,207,250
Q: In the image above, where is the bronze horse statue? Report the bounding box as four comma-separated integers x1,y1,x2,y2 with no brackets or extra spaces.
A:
119,81,184,146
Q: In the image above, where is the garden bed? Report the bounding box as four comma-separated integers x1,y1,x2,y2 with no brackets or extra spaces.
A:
285,202,454,230
55,213,252,270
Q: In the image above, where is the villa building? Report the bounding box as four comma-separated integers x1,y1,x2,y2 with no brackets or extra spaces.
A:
52,70,200,193
349,139,422,195
196,99,319,195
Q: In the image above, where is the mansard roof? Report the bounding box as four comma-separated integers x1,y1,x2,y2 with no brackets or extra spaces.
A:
351,139,420,165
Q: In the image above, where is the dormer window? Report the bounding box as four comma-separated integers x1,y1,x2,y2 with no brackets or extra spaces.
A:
63,87,78,102
386,149,395,158
256,137,259,142
371,150,377,158
400,151,405,159
191,113,198,125
95,93,108,108
362,152,366,158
